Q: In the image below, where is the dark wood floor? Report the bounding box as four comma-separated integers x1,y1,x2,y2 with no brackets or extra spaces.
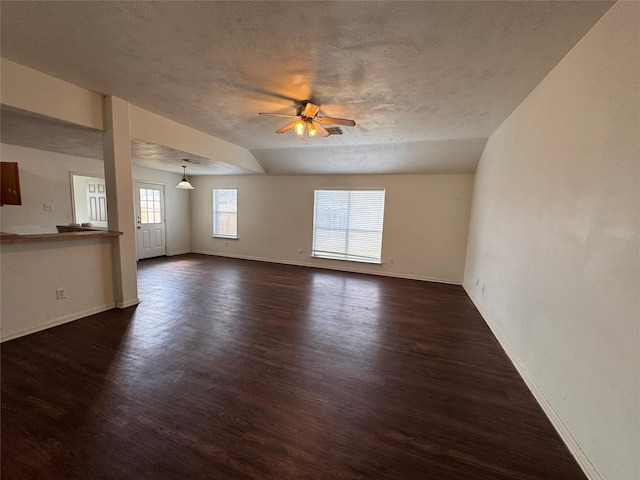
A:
2,254,586,480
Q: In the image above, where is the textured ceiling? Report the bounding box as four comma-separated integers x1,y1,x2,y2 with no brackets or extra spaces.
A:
0,1,613,175
0,106,251,175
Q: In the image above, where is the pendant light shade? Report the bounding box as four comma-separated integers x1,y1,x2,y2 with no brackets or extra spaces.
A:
176,166,194,190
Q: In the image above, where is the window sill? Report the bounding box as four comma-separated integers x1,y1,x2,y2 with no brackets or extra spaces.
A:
311,254,382,265
213,235,238,239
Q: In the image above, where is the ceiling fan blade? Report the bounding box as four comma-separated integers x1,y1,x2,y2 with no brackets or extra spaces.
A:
258,112,299,118
303,102,320,117
275,121,298,134
317,116,356,127
314,122,330,137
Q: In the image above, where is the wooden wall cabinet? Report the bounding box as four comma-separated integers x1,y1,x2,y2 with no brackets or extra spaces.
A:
1,162,22,206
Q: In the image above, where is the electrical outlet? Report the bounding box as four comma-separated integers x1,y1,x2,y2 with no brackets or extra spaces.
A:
44,203,54,211
224,241,228,247
389,257,394,264
56,288,67,300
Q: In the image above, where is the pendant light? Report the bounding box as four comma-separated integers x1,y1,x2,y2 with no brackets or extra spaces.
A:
176,165,194,190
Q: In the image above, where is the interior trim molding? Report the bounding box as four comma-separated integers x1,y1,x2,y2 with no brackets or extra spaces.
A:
1,303,116,343
166,250,192,257
116,297,140,309
463,286,604,480
191,250,461,285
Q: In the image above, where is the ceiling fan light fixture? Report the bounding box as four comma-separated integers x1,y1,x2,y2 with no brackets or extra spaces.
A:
176,165,194,190
294,120,305,136
259,101,355,140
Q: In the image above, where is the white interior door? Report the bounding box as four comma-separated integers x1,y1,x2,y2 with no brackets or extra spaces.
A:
135,182,166,260
71,173,108,228
87,181,108,227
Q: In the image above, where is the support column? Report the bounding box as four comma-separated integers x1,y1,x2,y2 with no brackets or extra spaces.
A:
103,95,139,308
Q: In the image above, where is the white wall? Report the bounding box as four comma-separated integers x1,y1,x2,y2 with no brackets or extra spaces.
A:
1,58,103,130
1,239,115,341
129,105,264,174
191,174,473,284
463,3,639,480
0,143,191,254
0,144,105,234
0,143,192,340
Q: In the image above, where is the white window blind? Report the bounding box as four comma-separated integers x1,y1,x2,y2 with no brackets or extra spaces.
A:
213,188,238,238
312,189,385,264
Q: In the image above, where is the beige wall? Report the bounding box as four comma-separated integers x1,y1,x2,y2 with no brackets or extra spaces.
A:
1,239,115,341
464,3,639,480
129,105,263,174
0,143,192,254
1,58,103,130
0,143,193,340
0,144,105,234
191,174,473,284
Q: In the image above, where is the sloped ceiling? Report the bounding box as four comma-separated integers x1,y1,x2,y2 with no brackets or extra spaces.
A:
0,1,613,175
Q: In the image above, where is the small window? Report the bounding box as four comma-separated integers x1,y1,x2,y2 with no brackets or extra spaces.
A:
312,189,385,264
213,188,238,238
139,188,161,224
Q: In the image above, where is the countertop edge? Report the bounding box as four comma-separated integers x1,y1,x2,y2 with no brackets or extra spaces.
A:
0,230,123,245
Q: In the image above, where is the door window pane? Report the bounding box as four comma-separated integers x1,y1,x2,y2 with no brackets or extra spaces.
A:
140,188,162,224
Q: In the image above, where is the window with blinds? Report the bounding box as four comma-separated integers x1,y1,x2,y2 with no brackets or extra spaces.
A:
213,188,238,238
312,189,385,264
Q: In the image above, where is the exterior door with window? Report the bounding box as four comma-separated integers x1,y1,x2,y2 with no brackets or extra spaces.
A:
135,182,166,260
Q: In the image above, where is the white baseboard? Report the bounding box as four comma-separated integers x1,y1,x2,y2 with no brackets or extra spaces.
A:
463,286,603,480
1,303,116,343
166,249,191,257
116,297,140,308
190,250,461,285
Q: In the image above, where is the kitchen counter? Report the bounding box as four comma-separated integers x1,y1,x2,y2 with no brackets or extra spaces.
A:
0,229,122,245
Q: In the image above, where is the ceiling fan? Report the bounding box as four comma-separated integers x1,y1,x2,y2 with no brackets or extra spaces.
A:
258,101,356,139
